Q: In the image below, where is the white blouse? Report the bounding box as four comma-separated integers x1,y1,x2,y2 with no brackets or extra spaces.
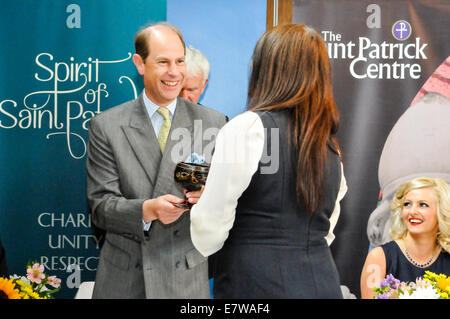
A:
190,111,347,257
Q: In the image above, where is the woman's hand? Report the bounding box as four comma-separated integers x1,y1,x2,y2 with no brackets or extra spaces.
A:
185,186,205,205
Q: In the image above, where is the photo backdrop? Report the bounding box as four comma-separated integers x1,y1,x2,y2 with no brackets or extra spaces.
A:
3,0,448,300
0,0,265,299
293,0,450,297
0,0,165,298
167,0,267,120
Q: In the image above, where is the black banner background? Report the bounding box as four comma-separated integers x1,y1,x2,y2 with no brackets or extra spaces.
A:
293,0,450,297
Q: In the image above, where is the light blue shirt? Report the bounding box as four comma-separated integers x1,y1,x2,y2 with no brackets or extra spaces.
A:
143,90,176,136
142,91,177,231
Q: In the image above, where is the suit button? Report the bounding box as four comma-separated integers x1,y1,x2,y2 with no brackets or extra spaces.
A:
175,261,181,268
174,230,180,237
135,263,141,269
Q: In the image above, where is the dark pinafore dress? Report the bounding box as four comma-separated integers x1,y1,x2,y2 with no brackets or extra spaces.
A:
211,110,343,299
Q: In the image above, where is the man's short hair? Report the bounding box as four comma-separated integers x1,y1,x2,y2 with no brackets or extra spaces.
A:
134,21,186,62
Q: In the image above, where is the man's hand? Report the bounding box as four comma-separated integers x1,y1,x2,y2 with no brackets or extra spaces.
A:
184,186,205,205
142,195,189,224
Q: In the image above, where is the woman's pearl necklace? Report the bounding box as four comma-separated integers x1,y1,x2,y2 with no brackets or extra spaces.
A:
405,248,435,268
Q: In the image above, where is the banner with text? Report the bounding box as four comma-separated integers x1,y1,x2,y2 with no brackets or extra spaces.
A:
0,0,165,298
293,0,450,297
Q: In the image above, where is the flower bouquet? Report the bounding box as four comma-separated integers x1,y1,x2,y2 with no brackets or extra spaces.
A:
0,262,61,299
374,271,450,299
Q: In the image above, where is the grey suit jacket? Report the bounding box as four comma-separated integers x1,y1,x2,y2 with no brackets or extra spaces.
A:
86,95,227,298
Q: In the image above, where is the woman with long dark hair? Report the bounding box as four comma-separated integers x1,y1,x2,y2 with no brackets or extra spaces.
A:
189,24,347,298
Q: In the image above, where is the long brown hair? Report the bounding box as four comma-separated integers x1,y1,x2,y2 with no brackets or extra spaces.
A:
247,24,341,212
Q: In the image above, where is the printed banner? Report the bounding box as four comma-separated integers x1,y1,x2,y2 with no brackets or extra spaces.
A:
293,0,450,297
0,0,166,298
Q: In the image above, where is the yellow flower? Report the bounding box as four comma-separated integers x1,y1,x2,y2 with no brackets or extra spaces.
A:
20,285,42,299
0,277,21,299
437,277,450,293
423,271,450,299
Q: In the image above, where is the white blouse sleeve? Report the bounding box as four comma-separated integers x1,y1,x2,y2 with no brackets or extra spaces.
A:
325,162,347,246
190,111,347,254
190,111,264,257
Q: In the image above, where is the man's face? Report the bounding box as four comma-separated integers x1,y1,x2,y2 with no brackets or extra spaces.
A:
179,72,207,104
133,27,186,106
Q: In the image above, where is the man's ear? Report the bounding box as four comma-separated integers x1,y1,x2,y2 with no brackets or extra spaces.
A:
132,53,145,75
200,78,208,95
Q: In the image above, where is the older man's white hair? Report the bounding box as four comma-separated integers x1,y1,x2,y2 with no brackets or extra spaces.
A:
185,45,210,85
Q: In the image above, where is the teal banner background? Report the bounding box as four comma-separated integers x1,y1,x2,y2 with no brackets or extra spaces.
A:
0,0,166,298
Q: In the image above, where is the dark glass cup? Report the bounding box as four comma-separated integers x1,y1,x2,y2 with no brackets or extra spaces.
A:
173,162,210,208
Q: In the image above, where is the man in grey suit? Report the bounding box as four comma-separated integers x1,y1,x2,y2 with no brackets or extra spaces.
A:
86,22,227,298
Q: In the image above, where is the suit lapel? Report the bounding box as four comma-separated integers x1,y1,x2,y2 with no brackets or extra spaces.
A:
122,95,162,186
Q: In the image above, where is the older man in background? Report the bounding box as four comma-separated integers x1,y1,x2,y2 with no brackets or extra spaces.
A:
179,45,210,104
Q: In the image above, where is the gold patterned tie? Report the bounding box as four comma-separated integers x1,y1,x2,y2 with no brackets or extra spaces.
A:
157,107,171,152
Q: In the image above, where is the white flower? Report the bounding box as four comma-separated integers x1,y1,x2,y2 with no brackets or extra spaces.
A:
399,285,440,299
9,275,30,284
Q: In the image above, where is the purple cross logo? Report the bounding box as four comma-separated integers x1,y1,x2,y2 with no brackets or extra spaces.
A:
392,20,412,41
